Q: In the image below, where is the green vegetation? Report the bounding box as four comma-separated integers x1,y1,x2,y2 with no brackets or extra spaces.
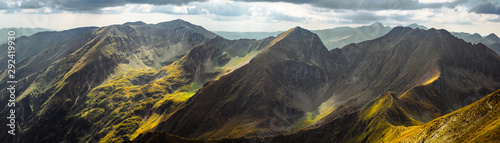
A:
80,66,198,142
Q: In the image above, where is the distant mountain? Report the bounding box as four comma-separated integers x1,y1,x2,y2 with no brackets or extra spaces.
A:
311,22,391,50
214,31,282,40
489,42,500,55
0,28,51,44
215,23,431,50
406,23,429,30
481,33,500,45
451,32,500,55
452,32,484,43
453,32,500,45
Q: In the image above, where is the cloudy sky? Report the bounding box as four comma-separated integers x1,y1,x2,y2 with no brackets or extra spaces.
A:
1,0,500,36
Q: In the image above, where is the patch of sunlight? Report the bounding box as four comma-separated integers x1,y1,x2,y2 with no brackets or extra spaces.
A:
422,71,440,85
130,113,163,140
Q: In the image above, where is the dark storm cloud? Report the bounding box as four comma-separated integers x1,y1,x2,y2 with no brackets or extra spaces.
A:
19,0,45,9
239,0,468,10
6,0,473,13
7,0,470,12
470,3,500,15
9,0,206,12
0,0,44,10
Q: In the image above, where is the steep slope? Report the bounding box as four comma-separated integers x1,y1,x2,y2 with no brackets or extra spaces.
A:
134,89,500,142
0,19,216,143
157,27,335,139
75,36,274,142
0,27,98,95
254,89,500,142
319,27,500,123
391,89,500,142
288,27,500,141
137,26,500,142
0,27,96,71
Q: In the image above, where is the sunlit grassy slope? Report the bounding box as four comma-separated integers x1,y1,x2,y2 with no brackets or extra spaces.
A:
132,89,500,143
0,19,221,143
387,89,500,142
74,35,274,142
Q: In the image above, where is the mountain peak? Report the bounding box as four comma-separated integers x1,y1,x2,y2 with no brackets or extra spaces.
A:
272,26,315,43
154,19,216,39
290,26,307,32
407,23,428,30
157,19,194,27
370,22,384,27
123,21,147,26
485,33,500,40
386,26,414,37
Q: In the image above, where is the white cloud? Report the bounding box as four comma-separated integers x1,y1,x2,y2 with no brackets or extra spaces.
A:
172,5,196,14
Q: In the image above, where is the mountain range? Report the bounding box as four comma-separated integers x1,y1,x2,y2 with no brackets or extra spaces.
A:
0,28,51,44
0,19,499,143
214,23,428,50
451,32,500,55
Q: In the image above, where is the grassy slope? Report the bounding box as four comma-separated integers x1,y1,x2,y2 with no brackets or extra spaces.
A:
75,35,274,142
0,20,218,143
389,89,500,142
155,27,336,140
132,89,500,142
